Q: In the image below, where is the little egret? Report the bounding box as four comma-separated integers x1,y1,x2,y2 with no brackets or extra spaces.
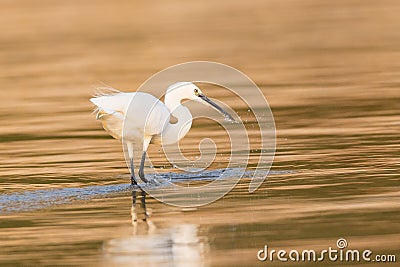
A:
90,82,235,185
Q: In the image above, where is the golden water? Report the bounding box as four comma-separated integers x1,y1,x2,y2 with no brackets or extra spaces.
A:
0,0,399,266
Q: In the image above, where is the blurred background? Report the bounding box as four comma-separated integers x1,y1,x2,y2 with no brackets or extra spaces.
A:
0,0,399,266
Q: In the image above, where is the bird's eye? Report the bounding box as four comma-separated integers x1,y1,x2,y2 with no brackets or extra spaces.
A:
194,89,199,94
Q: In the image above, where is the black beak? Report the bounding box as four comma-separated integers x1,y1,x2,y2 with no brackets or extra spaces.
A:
198,94,236,122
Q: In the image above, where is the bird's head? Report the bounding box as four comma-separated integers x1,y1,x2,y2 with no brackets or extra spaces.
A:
166,82,236,122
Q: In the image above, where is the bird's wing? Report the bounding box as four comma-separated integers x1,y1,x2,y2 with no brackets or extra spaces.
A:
90,93,135,113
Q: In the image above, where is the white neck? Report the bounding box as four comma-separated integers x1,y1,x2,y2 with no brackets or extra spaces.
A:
161,92,193,145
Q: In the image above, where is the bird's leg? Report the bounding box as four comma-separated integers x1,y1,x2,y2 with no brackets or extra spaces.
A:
138,151,148,183
139,136,152,183
126,142,137,185
130,158,137,185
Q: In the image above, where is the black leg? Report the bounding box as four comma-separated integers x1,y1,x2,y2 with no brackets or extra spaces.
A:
132,190,137,205
130,158,137,185
138,151,148,183
140,190,149,219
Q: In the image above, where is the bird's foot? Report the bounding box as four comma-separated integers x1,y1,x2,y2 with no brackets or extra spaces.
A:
131,175,138,186
138,171,162,186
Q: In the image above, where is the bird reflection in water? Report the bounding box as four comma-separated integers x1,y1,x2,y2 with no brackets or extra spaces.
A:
103,189,207,267
131,190,156,236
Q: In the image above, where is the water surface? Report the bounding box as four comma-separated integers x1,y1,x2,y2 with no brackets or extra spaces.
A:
0,0,399,266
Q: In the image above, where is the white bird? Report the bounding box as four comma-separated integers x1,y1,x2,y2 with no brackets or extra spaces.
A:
90,82,235,185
